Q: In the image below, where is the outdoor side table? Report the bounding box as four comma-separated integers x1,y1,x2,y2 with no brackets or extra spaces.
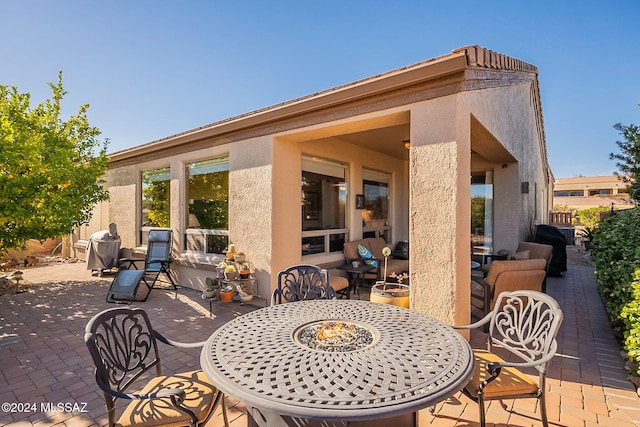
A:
337,262,375,296
200,300,473,427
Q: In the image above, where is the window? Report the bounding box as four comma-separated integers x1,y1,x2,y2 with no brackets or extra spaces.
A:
141,167,170,244
471,171,493,252
589,189,612,196
362,169,390,241
185,156,229,254
301,156,347,256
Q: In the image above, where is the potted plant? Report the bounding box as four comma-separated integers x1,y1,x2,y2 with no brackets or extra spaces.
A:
216,261,227,279
238,262,251,279
225,244,237,262
580,227,594,251
202,277,219,299
224,264,237,280
219,282,235,302
234,251,246,263
236,280,254,302
370,246,410,308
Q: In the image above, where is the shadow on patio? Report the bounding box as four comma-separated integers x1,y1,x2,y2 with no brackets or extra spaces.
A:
0,248,638,427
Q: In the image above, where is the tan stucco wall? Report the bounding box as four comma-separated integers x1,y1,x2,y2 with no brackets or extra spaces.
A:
409,80,550,324
409,96,470,325
462,83,551,252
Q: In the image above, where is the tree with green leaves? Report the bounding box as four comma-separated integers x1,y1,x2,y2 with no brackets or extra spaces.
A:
0,72,109,252
610,109,640,202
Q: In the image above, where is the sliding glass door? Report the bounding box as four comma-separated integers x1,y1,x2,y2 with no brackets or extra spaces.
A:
471,171,493,253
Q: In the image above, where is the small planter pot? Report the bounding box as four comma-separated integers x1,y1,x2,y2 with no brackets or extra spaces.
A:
237,281,254,302
239,270,251,279
239,294,253,302
224,271,238,280
202,289,218,299
370,282,410,308
219,291,234,303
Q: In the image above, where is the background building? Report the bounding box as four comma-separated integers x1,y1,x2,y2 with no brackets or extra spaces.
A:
553,175,634,210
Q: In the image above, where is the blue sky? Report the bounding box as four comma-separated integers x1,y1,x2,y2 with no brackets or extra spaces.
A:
1,0,638,178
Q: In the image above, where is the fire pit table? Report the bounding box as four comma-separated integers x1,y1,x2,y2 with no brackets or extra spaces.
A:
200,300,473,427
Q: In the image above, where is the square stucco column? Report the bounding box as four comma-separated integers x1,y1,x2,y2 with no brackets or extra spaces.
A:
410,100,471,326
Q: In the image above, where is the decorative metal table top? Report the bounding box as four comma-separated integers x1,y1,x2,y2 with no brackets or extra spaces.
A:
200,299,473,421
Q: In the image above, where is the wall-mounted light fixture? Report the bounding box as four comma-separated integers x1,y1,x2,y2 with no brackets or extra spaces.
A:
403,139,411,150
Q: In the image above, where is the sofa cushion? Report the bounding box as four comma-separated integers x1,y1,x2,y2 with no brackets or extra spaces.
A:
513,250,530,260
515,242,553,266
367,237,390,260
343,239,368,261
485,259,546,286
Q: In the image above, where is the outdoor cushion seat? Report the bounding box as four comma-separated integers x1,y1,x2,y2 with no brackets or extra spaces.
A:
329,275,350,298
106,269,146,302
116,370,216,427
481,242,553,277
466,350,539,399
471,259,546,323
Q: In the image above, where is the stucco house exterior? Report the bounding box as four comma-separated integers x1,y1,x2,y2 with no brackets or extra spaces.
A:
78,45,553,325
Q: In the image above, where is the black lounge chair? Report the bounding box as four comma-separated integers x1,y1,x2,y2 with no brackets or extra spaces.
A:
106,229,177,303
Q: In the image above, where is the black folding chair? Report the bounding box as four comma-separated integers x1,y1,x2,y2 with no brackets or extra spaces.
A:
107,229,177,303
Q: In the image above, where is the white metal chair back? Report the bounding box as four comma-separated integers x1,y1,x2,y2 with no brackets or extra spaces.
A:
488,290,564,374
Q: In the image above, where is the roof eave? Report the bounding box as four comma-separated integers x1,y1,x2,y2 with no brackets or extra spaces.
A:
109,52,469,162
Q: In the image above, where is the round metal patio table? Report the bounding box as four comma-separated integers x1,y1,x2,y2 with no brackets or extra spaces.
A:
200,299,473,426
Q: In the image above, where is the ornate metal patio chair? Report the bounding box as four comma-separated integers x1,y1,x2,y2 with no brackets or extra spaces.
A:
84,307,229,427
453,290,563,427
107,229,177,303
271,264,336,305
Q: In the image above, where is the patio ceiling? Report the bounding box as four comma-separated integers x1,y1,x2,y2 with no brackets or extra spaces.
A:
335,123,410,160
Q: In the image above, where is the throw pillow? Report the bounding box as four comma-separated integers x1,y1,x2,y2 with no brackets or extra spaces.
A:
513,250,530,260
357,244,378,267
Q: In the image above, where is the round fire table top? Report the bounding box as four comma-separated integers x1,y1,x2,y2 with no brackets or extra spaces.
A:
200,299,473,422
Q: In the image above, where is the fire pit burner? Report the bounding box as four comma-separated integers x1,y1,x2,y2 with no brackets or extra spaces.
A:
293,320,376,352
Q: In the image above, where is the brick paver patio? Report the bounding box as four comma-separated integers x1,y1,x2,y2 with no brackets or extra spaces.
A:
1,250,639,426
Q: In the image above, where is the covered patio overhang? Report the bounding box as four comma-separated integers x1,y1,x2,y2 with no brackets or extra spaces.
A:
99,46,549,326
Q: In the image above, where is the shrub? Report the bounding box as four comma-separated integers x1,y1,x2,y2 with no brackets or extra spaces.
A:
592,207,640,335
621,270,640,376
576,206,611,228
